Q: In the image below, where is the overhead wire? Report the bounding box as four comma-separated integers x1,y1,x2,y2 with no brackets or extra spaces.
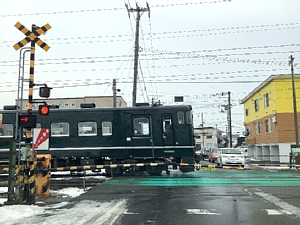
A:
0,1,230,18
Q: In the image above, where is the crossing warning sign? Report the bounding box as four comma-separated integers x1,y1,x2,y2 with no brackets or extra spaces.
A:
33,128,50,150
13,21,51,51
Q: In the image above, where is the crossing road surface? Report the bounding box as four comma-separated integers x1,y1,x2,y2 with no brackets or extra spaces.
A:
2,168,300,225
69,169,300,225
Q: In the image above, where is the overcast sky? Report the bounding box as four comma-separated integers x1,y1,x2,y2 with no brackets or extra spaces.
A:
1,0,300,134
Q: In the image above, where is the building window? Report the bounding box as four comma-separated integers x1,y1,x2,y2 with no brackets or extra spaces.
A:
244,127,250,136
64,102,69,108
78,122,97,136
254,99,259,112
245,108,249,116
265,118,271,133
102,121,112,136
206,135,212,139
256,122,261,135
51,122,69,136
195,135,201,139
264,93,269,108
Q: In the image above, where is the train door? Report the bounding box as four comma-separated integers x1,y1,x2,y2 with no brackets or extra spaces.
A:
162,114,174,147
131,115,153,158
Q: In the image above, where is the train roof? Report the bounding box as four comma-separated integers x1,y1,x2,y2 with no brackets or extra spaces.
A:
0,104,193,114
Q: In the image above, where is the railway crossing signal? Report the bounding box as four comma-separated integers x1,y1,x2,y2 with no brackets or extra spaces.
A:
18,115,37,128
39,104,50,115
13,21,52,205
13,22,51,51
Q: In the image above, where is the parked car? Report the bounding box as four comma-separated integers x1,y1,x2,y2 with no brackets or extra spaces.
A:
194,147,210,162
237,146,248,157
208,148,219,163
201,147,210,160
217,148,245,167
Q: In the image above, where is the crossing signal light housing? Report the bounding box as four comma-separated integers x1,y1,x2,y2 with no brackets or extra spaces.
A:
39,104,50,115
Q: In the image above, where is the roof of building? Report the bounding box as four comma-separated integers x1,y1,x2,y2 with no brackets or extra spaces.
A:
241,74,300,104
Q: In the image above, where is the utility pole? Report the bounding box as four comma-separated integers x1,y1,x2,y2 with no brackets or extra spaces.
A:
227,91,232,147
125,3,150,106
112,79,116,107
290,55,299,147
221,92,232,147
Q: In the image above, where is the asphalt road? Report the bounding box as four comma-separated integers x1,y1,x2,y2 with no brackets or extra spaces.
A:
59,167,300,225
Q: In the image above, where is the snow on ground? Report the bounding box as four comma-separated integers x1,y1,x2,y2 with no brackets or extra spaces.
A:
0,173,123,225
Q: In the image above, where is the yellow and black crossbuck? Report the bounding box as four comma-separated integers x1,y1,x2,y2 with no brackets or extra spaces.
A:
13,21,51,51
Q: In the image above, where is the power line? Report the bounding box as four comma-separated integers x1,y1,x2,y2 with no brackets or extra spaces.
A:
0,1,227,18
1,26,299,48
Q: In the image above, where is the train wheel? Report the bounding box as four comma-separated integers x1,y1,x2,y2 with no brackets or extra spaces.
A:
179,165,194,173
146,165,163,176
105,167,123,177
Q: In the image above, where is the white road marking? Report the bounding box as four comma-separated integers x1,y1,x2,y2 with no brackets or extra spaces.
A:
123,212,140,215
255,190,300,219
265,209,292,215
186,209,221,215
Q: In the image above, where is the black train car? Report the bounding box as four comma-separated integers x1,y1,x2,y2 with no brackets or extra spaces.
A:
0,104,195,175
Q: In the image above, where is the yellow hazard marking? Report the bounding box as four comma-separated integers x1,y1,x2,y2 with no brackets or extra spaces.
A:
194,163,201,167
30,60,34,68
57,167,64,171
136,163,144,167
29,175,36,183
15,22,30,34
110,164,117,168
30,187,35,195
29,33,35,41
150,163,158,166
123,164,131,167
35,23,52,35
207,164,216,168
280,164,288,167
96,165,104,169
30,164,35,170
250,164,259,167
83,165,90,170
70,166,77,170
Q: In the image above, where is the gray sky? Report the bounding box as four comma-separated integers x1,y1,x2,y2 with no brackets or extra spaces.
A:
1,0,300,134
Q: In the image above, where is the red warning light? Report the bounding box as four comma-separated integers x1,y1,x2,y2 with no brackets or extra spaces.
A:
39,105,50,115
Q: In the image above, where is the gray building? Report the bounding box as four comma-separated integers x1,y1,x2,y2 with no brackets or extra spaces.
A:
194,127,223,150
16,96,127,110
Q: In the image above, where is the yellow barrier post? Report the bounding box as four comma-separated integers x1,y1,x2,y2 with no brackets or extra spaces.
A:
36,154,51,197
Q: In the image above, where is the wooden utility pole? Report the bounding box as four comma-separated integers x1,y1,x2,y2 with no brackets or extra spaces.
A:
125,3,150,106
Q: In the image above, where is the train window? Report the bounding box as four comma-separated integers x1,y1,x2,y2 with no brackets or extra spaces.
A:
177,111,184,124
0,124,13,137
186,111,192,124
133,118,150,136
51,122,69,137
163,118,172,133
78,122,97,136
102,122,112,136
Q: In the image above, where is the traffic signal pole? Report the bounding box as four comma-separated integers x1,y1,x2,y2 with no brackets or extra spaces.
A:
23,24,37,204
13,21,51,204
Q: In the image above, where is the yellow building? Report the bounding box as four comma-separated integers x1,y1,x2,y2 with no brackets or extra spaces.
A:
241,74,300,163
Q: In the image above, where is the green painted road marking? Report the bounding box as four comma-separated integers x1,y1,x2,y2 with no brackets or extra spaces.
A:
100,171,300,187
